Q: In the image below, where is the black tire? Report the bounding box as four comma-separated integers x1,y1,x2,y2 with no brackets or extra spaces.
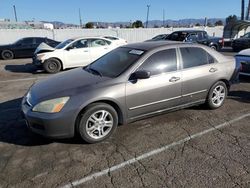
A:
206,81,228,109
43,58,62,73
1,50,14,60
78,103,118,144
210,45,217,51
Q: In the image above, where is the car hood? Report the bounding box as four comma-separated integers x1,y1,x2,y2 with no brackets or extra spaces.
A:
29,68,111,104
35,42,55,54
236,48,250,56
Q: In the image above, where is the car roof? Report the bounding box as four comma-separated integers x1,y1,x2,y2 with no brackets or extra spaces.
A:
122,41,186,51
70,36,112,41
172,30,204,33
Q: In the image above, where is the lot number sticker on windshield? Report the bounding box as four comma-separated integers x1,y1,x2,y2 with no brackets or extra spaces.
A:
129,50,144,55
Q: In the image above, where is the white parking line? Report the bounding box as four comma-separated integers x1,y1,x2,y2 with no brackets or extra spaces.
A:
60,113,250,188
0,76,47,83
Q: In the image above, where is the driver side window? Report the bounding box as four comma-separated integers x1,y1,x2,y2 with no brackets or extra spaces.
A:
138,49,177,76
71,39,88,49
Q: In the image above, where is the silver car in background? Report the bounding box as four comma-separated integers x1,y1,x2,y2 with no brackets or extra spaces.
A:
22,41,239,143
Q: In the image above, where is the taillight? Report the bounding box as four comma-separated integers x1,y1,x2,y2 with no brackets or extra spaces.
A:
219,38,224,46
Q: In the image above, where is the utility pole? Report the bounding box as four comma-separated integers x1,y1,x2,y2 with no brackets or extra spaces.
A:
246,0,250,20
242,0,245,20
13,5,18,22
146,5,150,28
79,8,82,28
162,9,165,27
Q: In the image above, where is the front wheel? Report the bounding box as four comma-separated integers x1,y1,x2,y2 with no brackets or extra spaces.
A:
78,103,118,144
43,58,62,73
206,81,227,109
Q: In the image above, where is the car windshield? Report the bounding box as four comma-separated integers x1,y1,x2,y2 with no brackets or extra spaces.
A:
242,33,250,39
13,38,23,44
85,47,145,78
167,32,188,41
55,39,74,49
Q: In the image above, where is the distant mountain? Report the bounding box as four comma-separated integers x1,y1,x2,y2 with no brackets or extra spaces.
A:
41,18,225,28
146,18,225,27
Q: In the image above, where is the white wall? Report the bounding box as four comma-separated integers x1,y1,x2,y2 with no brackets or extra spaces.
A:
0,26,224,44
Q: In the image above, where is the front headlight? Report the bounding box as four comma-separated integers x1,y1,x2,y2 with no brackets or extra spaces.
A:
36,54,45,60
32,97,70,113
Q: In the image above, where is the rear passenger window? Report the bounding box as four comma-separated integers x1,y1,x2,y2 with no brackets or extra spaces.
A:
139,49,177,75
180,47,214,69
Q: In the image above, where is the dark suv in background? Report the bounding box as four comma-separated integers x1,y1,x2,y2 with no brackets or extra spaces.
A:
165,30,224,51
0,37,60,60
232,32,250,52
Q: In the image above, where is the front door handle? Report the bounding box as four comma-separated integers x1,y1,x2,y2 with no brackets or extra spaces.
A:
209,67,218,73
169,77,180,82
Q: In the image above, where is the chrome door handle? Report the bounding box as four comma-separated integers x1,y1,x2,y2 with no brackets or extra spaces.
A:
169,77,180,82
84,50,89,52
209,67,218,72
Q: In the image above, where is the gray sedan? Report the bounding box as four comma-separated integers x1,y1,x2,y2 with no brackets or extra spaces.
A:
22,41,239,143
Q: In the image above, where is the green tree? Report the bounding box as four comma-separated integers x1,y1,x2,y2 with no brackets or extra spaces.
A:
85,22,94,28
132,20,144,28
226,15,238,25
215,20,224,26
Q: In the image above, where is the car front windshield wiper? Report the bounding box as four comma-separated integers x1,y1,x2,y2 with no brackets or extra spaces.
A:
84,66,102,77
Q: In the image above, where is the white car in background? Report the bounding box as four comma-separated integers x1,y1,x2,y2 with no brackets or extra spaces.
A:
33,37,125,73
102,36,127,46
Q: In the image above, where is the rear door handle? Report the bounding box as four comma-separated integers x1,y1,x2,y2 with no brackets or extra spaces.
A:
169,77,180,82
209,68,218,73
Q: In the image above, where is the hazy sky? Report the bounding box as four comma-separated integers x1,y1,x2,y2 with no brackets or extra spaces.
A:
0,0,241,24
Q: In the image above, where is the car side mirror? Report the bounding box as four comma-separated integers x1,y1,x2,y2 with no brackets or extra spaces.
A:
130,70,151,80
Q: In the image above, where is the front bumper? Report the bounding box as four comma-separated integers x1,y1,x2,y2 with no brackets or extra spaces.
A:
21,98,75,139
32,56,43,66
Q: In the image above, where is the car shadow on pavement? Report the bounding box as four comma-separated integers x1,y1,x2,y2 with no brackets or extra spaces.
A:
0,98,85,146
228,91,250,104
4,63,45,74
239,75,250,83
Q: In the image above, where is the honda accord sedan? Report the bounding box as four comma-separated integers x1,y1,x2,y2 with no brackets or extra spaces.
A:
22,41,239,143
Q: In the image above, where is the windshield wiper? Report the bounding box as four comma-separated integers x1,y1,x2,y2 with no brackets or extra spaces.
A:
85,66,102,77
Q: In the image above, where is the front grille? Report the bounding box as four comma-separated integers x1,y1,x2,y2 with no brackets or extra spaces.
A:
241,62,250,73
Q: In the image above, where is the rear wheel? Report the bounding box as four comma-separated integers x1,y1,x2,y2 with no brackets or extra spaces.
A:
78,103,118,144
206,81,227,109
1,50,14,60
43,58,62,73
210,45,217,51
